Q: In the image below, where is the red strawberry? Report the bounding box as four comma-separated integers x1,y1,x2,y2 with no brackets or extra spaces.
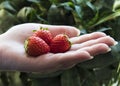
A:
24,36,50,57
50,34,71,53
32,28,53,45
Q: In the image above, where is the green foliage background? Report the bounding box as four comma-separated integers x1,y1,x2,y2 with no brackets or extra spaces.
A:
0,0,120,86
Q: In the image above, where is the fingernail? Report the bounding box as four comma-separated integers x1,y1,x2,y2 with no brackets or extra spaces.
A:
89,56,94,59
107,48,111,52
76,29,80,36
114,41,118,45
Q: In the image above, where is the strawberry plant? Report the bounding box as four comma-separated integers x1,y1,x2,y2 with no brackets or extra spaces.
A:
0,0,120,86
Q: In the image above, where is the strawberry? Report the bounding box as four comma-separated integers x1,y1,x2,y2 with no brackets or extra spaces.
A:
50,34,71,53
32,27,53,45
24,36,50,57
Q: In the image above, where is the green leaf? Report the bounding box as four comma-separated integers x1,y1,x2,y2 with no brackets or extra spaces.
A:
90,9,120,28
31,76,60,86
74,5,82,19
0,72,9,86
111,41,120,60
86,1,96,12
27,0,40,3
103,0,115,9
78,42,120,69
0,9,17,32
61,67,81,86
58,2,74,11
0,1,16,12
10,0,28,11
8,72,23,86
93,0,114,10
85,10,99,29
96,27,112,32
113,0,120,11
94,67,113,83
72,0,89,5
29,71,63,78
47,4,75,25
77,67,98,86
17,7,36,22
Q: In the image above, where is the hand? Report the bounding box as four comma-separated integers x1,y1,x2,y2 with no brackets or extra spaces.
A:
0,23,116,73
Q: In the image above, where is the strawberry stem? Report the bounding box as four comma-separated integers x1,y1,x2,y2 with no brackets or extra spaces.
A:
24,39,28,52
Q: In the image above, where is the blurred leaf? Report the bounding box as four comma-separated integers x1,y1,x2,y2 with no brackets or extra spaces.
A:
36,15,48,23
85,10,99,29
61,67,81,86
0,9,17,32
0,72,9,86
86,1,96,11
94,67,114,85
58,2,74,11
113,0,120,11
47,4,75,25
96,27,112,32
78,42,120,69
0,1,16,12
31,76,61,86
27,0,40,3
77,67,99,86
8,72,23,86
11,0,30,11
111,41,120,60
74,5,82,19
107,17,120,41
19,72,31,86
103,0,115,9
38,0,51,9
50,0,70,3
49,0,59,4
0,0,4,3
90,9,120,28
72,0,89,5
29,71,63,78
17,7,36,22
92,0,104,10
93,0,114,10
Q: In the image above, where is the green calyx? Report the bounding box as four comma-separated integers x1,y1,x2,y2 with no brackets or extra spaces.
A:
33,30,37,32
24,39,28,52
40,27,48,30
64,34,72,47
32,27,48,32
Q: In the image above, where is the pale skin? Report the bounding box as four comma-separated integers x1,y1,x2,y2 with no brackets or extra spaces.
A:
0,23,117,73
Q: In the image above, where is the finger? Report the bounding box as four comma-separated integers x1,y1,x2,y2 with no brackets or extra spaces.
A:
79,43,111,56
34,50,92,72
56,50,93,70
70,32,107,44
70,36,116,51
55,43,110,70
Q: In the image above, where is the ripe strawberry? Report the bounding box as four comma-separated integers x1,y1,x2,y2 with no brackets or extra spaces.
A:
24,36,50,57
50,34,71,53
32,28,53,45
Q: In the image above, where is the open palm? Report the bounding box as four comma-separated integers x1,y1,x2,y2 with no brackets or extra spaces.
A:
0,23,116,73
